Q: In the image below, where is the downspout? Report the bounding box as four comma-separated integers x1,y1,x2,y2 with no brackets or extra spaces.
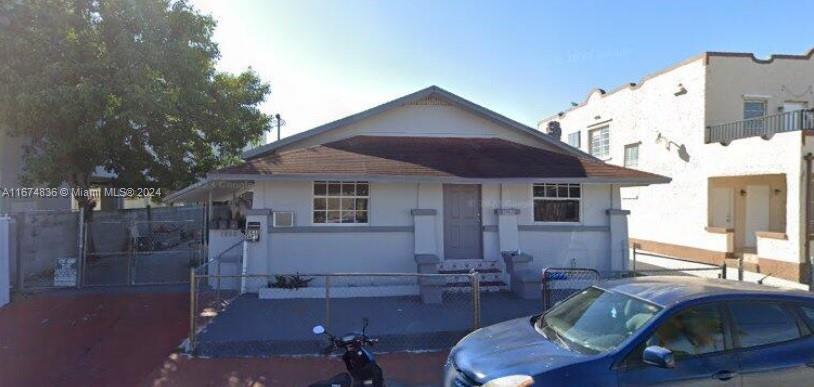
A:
805,153,813,291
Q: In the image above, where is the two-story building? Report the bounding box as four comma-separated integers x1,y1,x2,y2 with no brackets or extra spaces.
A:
539,48,814,285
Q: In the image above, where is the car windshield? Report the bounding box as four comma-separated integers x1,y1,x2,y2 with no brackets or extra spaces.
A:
536,287,661,354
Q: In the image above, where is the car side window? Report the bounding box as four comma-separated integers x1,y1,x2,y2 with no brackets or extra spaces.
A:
645,304,725,359
799,305,814,329
729,302,801,348
624,304,725,366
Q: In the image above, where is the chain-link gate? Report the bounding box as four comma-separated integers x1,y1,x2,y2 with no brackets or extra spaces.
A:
541,268,601,310
82,206,204,286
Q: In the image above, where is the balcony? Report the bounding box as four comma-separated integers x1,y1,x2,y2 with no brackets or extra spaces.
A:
705,108,814,145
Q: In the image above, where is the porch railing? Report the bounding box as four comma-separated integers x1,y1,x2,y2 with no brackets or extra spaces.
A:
706,108,814,145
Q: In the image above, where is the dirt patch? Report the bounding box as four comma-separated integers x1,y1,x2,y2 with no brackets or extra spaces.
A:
142,351,449,387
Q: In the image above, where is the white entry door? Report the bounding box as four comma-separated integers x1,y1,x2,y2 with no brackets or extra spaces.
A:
744,185,770,247
710,187,734,228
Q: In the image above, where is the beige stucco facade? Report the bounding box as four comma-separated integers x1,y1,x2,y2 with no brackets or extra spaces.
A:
539,49,814,283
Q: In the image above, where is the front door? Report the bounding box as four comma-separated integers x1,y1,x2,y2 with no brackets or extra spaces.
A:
744,185,770,247
710,187,734,229
443,184,482,260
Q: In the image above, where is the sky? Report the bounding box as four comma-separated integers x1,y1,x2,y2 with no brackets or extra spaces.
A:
190,0,814,143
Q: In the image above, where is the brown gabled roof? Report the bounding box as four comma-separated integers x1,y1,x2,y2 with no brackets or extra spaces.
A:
213,136,669,184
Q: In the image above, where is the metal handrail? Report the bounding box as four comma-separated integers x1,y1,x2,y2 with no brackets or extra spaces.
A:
706,108,814,144
195,237,245,272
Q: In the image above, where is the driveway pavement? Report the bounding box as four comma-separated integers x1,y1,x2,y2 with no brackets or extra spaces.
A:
195,291,542,356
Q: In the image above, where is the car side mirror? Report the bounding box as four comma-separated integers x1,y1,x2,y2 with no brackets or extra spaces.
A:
312,325,326,335
643,346,675,368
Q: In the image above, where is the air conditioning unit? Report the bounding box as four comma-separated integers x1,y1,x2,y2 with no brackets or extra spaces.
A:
272,211,294,228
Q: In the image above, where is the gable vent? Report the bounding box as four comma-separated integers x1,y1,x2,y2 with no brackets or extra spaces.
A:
407,93,452,106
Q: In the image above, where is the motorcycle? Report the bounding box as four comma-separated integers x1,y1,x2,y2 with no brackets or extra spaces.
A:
308,318,385,387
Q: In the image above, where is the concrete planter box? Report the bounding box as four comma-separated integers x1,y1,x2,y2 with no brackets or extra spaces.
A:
258,285,420,299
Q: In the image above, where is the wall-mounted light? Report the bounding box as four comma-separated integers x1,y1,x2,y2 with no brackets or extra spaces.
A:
655,132,678,150
674,83,688,96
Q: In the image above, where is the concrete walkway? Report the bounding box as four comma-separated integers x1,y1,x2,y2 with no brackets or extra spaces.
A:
195,291,542,356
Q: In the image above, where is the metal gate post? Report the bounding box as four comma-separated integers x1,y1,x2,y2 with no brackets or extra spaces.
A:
471,272,480,330
127,220,134,286
77,207,85,289
189,267,197,353
215,260,221,304
325,275,331,331
541,268,549,310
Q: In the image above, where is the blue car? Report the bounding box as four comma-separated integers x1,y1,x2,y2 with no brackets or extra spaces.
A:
445,276,814,386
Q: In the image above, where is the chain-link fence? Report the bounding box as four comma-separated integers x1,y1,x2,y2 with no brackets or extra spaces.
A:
9,205,204,290
189,266,487,356
541,257,731,311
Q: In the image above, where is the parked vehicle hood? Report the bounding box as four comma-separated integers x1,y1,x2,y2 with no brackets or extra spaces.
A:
451,316,588,383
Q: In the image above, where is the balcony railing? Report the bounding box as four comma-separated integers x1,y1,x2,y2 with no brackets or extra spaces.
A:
705,108,814,145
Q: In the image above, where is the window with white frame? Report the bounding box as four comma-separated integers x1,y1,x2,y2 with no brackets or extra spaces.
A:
567,131,581,148
533,184,581,222
589,126,610,159
313,181,369,224
624,143,640,168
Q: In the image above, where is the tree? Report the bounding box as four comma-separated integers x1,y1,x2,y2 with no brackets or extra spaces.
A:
0,0,271,213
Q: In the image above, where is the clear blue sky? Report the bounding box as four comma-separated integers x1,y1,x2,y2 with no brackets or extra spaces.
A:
191,0,814,140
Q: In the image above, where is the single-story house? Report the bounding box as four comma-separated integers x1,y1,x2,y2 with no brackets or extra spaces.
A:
168,86,669,297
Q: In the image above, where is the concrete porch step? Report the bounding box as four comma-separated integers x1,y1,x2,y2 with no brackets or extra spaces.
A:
438,259,503,272
444,280,508,293
437,268,501,275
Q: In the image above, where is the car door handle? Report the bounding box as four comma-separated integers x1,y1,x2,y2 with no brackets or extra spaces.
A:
711,370,737,381
806,361,814,369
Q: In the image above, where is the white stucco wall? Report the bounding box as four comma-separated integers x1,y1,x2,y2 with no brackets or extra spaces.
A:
540,52,814,265
249,180,617,276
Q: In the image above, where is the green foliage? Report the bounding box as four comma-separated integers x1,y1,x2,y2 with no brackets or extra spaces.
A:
0,0,270,198
269,274,314,289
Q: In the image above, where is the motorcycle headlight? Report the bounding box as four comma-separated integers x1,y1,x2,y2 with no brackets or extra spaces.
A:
482,374,534,387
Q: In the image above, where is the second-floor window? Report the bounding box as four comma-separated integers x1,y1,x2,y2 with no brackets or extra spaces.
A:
589,126,610,159
567,131,581,148
743,100,767,120
624,143,640,168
